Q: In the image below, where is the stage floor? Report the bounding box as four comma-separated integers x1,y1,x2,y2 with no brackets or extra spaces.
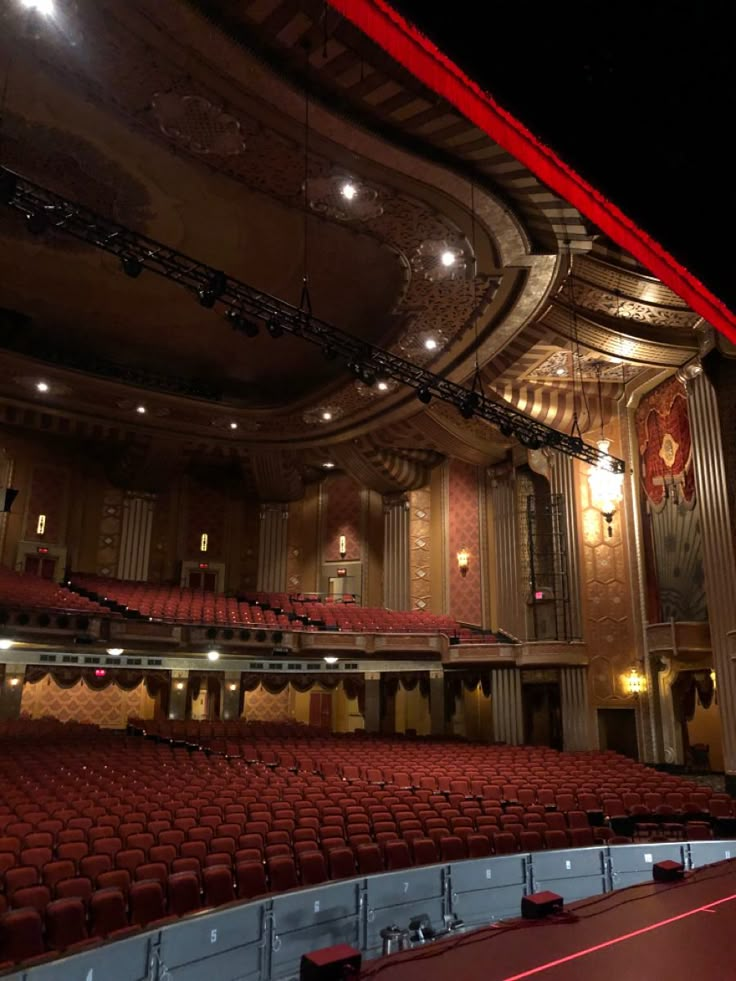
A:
361,859,736,981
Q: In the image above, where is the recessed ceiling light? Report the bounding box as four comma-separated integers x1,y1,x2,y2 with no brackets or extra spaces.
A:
106,648,124,657
424,338,438,351
440,250,456,267
207,650,220,661
377,381,389,392
340,181,357,201
21,0,55,15
555,367,566,376
229,421,238,430
0,639,14,651
323,656,338,664
322,462,335,469
36,381,49,393
321,411,333,421
136,405,146,414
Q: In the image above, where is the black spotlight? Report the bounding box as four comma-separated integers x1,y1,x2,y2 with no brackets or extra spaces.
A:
0,170,17,205
499,422,514,438
267,318,284,339
322,345,338,361
122,257,142,279
27,211,49,235
519,432,543,450
417,387,432,404
458,392,479,419
361,368,376,387
198,271,227,308
228,310,261,338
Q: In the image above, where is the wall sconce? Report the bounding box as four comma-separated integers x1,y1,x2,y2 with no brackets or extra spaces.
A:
588,439,624,537
229,683,237,692
9,677,20,687
623,665,646,695
339,535,347,560
175,681,184,691
200,533,208,553
456,547,470,577
710,668,717,691
36,513,46,537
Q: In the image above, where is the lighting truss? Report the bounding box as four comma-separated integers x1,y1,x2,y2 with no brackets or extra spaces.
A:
0,166,624,472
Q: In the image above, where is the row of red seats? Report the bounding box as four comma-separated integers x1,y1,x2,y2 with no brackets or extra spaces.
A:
0,568,104,617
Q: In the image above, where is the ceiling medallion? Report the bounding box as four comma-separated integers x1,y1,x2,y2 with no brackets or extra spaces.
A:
411,239,467,282
306,175,383,222
354,377,399,398
116,399,170,418
210,417,260,432
152,93,246,156
302,405,345,425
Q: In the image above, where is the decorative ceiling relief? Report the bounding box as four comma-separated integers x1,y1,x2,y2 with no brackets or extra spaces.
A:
411,238,468,282
307,174,383,222
527,350,628,383
152,93,247,155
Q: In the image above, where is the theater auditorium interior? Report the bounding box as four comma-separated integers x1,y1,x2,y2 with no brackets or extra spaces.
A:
1,0,736,978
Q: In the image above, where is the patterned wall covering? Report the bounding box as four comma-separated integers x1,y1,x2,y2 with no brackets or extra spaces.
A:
448,460,482,624
636,377,695,506
184,478,227,560
409,487,431,611
21,678,155,727
636,378,705,621
244,684,290,722
97,488,123,577
579,422,638,705
322,475,362,562
23,464,69,543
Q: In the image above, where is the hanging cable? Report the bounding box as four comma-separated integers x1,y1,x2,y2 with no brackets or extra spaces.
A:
300,63,312,317
566,245,590,438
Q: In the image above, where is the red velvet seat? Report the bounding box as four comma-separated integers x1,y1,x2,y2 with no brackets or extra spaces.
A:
202,866,235,908
267,856,298,893
89,887,128,937
0,908,45,963
45,897,88,951
167,872,201,917
299,850,328,886
129,880,167,927
55,877,93,906
236,861,267,900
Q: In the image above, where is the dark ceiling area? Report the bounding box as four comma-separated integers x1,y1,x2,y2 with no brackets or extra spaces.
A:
387,0,736,312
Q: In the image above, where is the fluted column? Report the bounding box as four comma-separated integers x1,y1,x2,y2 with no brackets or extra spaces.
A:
550,454,582,639
429,670,445,736
168,671,188,721
491,668,523,745
364,673,380,733
560,667,591,750
117,492,155,581
686,364,736,785
383,495,410,610
488,477,525,639
222,673,241,722
257,504,289,592
0,668,24,721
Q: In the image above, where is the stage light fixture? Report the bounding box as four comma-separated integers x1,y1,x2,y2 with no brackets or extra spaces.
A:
499,422,514,438
267,317,284,339
417,387,432,404
322,345,338,361
519,432,543,450
340,181,357,200
458,392,479,419
361,368,376,387
226,309,259,337
27,211,49,235
198,271,227,309
122,257,142,279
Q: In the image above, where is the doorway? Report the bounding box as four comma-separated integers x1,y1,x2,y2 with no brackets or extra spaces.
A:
598,708,639,759
309,692,332,730
24,554,57,580
188,571,217,591
522,682,563,749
